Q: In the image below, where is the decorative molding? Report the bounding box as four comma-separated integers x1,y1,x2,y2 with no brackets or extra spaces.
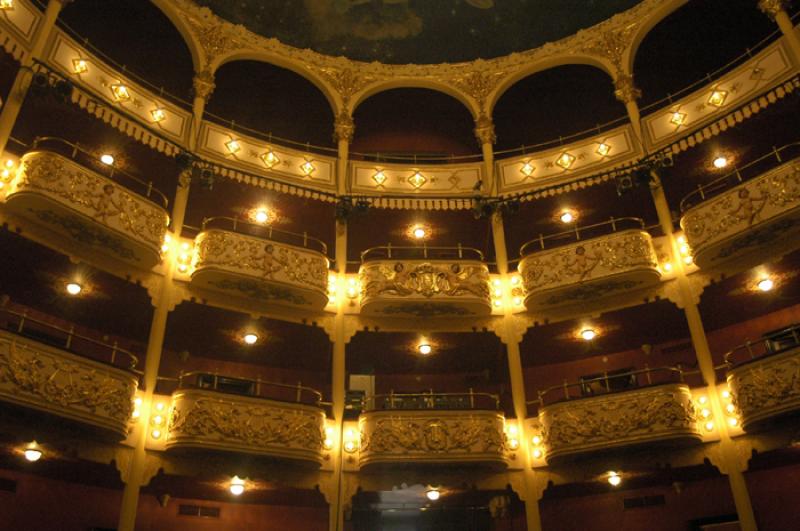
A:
349,160,482,197
757,0,790,19
333,110,355,144
0,331,138,439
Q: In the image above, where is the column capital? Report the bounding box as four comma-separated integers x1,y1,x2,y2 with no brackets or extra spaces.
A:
758,0,790,19
333,110,355,144
474,113,496,146
192,69,216,103
613,73,642,104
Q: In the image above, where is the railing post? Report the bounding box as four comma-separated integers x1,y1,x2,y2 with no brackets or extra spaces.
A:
296,381,302,402
469,387,474,409
387,242,392,259
791,327,800,347
539,233,545,250
698,184,706,200
610,217,617,232
458,243,463,259
389,389,395,409
111,341,118,366
232,218,237,232
146,182,153,199
603,371,610,392
255,377,261,397
65,325,75,350
745,341,755,359
423,242,428,259
214,373,219,390
645,364,652,385
17,311,26,334
562,380,569,400
303,232,308,248
574,224,580,241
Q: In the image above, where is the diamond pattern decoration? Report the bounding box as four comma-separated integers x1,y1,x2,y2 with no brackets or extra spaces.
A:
150,108,166,123
555,152,576,170
72,59,88,74
670,111,687,127
596,143,611,157
260,150,280,168
520,161,535,177
225,139,241,154
408,171,427,189
0,0,13,10
301,160,316,176
372,170,387,186
110,83,131,102
707,90,728,107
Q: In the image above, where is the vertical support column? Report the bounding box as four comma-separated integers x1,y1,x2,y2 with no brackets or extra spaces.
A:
117,175,191,531
0,0,70,155
190,70,215,152
474,113,497,194
759,0,800,62
490,213,542,531
648,172,759,531
614,73,644,149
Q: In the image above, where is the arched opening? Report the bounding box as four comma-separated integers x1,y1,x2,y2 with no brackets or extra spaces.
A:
492,64,624,152
633,0,776,108
351,88,477,161
59,0,195,99
205,60,335,149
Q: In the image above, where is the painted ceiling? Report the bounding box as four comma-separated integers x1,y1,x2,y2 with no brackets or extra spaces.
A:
195,0,643,64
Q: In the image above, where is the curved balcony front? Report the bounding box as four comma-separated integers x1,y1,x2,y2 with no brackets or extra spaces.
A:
518,219,661,312
3,139,169,269
536,368,701,464
680,147,800,270
0,308,138,440
191,218,330,312
726,324,800,431
358,392,507,469
359,246,491,318
165,375,327,466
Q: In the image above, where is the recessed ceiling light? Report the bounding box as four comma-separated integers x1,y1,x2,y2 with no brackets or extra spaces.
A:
607,471,621,486
254,209,270,224
418,343,432,355
559,210,575,224
100,154,114,166
426,488,440,501
243,333,258,345
713,156,728,169
413,226,426,239
65,282,82,295
757,278,774,292
229,476,245,496
580,328,597,341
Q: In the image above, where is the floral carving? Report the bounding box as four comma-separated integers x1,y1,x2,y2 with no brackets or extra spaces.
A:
10,151,167,249
758,0,790,19
168,393,325,458
359,413,505,461
360,261,490,301
520,230,658,293
682,163,800,259
195,229,329,292
728,351,800,428
0,336,136,436
540,385,699,459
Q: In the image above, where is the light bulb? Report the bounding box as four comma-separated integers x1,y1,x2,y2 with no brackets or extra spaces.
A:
243,333,258,345
728,417,738,427
560,210,574,223
580,328,597,341
757,278,774,292
532,435,542,445
532,448,543,459
413,227,426,239
713,156,728,169
607,472,621,486
418,344,432,355
229,476,245,496
426,488,440,501
704,421,714,432
100,154,114,166
254,209,270,224
23,442,42,462
65,282,82,295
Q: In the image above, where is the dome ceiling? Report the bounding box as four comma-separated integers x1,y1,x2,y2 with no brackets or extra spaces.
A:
194,0,643,65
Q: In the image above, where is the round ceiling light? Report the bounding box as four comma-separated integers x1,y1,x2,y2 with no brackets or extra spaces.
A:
99,154,115,166
712,156,728,169
413,226,426,239
229,476,245,496
418,343,432,355
559,210,575,224
23,441,42,462
580,328,597,341
607,471,621,487
757,278,774,292
243,333,259,345
254,209,270,224
425,488,440,501
65,282,82,296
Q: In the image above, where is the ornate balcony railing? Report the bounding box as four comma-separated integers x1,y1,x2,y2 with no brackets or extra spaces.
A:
358,245,491,317
166,385,327,465
725,324,800,431
518,218,660,311
534,367,702,463
190,217,330,311
358,392,507,468
0,325,138,440
3,138,169,269
680,145,800,270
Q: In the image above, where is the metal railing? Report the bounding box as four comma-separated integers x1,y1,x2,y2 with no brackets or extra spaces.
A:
200,216,328,255
360,244,485,262
723,324,800,368
530,366,700,408
680,142,800,212
362,390,500,412
161,371,324,405
28,137,169,210
0,306,139,370
519,217,646,257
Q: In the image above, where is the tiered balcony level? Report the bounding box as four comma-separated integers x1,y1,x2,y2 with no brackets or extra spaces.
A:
726,324,800,431
358,391,508,469
533,367,703,464
681,144,800,271
518,218,661,312
0,306,138,440
3,138,169,269
359,246,492,317
165,372,327,466
191,217,330,312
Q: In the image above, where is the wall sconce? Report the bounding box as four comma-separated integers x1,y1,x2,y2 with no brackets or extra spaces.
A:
343,428,358,453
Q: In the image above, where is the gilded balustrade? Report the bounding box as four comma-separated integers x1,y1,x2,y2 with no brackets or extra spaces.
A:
2,139,169,269
518,219,660,311
191,217,330,311
358,246,491,317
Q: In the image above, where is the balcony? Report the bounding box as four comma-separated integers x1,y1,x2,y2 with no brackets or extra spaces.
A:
518,218,661,312
358,246,491,317
3,137,169,269
680,145,800,270
165,372,327,466
0,307,139,440
534,367,702,463
358,391,508,469
190,217,330,312
725,324,800,431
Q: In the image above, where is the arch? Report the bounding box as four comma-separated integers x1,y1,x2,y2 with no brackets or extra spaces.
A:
624,0,689,76
351,79,479,120
150,0,204,74
488,54,615,116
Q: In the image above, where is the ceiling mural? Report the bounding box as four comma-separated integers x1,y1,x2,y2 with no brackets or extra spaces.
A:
194,0,643,64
